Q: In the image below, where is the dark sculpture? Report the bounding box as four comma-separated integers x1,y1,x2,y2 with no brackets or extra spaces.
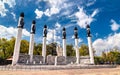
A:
43,25,47,37
20,12,24,17
62,27,66,39
74,27,78,39
31,20,36,34
86,25,91,37
18,12,24,28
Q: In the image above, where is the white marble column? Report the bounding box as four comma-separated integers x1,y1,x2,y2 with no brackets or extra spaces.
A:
86,25,94,64
74,27,79,64
12,12,24,66
28,20,36,63
63,39,66,57
87,37,94,64
62,27,66,58
42,25,47,63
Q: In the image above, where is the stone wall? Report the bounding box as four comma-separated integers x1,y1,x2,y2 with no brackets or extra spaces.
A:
17,54,30,64
46,55,56,65
80,56,90,64
33,55,43,64
66,56,76,64
17,54,90,65
56,56,66,65
17,54,43,65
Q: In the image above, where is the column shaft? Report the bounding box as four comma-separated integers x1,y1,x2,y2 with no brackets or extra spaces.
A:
75,39,79,64
29,34,34,63
63,39,66,57
12,28,22,65
87,37,94,64
42,37,46,63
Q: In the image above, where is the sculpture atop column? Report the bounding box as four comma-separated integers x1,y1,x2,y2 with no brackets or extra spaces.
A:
42,25,47,63
62,27,66,39
86,25,91,37
74,27,79,64
43,25,47,37
62,27,66,58
86,24,94,64
12,12,24,65
31,20,36,34
28,20,36,63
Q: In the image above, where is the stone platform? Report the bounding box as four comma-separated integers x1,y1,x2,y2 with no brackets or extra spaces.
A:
0,65,116,71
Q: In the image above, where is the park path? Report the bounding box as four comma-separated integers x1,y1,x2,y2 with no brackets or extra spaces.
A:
0,67,120,75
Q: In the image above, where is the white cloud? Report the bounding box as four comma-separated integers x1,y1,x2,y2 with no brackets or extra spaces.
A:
71,35,83,43
44,7,59,17
35,9,44,19
75,7,99,28
86,0,96,6
0,25,30,39
46,22,61,44
110,19,120,31
78,38,83,43
91,9,99,17
93,33,120,56
44,0,69,17
11,12,17,21
0,1,8,17
3,0,16,8
35,0,72,17
0,0,16,17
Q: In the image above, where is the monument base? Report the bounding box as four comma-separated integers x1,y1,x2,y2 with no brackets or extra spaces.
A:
0,65,116,70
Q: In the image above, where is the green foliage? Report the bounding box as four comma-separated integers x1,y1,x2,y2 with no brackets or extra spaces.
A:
46,43,57,56
34,43,42,55
0,38,15,59
66,44,75,56
94,56,104,64
79,44,89,56
20,40,29,54
101,49,120,64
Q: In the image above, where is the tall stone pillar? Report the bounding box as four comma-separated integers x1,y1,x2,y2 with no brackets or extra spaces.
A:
62,27,66,58
28,20,36,63
74,27,79,64
86,25,94,64
12,12,24,65
42,25,47,63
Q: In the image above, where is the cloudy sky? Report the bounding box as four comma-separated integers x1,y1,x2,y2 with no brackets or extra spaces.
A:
0,0,120,55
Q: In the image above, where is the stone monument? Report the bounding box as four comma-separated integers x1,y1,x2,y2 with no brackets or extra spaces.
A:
86,25,94,64
28,20,36,63
42,25,47,63
12,12,24,66
62,27,66,58
74,27,80,64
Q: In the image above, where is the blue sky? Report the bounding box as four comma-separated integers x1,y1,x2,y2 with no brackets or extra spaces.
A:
0,0,120,55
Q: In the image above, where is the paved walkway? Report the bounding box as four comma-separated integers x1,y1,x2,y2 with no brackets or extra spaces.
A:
0,67,120,75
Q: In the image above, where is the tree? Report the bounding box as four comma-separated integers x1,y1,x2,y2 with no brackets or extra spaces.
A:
66,44,75,56
20,40,29,54
46,43,57,56
34,43,42,55
101,51,108,63
0,38,8,59
0,37,15,59
94,56,105,64
79,44,89,56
